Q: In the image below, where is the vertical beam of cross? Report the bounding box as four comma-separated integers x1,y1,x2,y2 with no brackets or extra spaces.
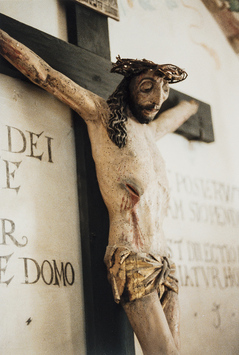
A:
65,4,136,355
0,9,135,355
0,7,214,355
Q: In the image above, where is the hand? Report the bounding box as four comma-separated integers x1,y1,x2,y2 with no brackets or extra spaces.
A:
189,99,199,115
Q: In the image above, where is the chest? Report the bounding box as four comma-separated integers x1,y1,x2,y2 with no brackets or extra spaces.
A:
88,119,169,193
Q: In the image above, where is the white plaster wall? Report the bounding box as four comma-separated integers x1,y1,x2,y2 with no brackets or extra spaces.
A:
0,0,68,40
0,2,86,354
0,75,86,355
109,1,239,354
1,1,238,354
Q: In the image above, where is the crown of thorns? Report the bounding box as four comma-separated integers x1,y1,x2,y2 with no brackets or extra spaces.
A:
111,56,188,83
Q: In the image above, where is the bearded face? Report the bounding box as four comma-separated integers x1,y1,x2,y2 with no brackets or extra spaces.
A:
129,70,170,124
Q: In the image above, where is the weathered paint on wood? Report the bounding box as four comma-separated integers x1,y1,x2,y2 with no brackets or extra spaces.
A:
0,9,214,355
66,4,136,354
0,13,214,143
0,9,135,355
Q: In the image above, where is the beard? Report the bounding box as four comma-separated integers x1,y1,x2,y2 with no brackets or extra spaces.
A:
129,102,160,124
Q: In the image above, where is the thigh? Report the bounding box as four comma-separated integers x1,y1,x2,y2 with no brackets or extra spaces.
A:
122,290,179,355
162,290,180,351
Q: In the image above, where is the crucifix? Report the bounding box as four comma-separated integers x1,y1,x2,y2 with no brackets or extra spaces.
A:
0,5,213,355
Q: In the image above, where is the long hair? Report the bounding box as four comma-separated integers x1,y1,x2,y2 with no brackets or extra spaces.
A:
106,77,130,149
106,56,188,148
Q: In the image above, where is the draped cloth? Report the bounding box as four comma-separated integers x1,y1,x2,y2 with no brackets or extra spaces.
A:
104,246,178,305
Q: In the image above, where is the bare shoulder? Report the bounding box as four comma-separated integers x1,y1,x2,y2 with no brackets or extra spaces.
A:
79,91,109,123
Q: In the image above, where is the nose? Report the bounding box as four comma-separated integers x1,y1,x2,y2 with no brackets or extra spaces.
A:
151,81,167,107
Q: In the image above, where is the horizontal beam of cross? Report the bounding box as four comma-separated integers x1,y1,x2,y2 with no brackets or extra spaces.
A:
0,13,214,142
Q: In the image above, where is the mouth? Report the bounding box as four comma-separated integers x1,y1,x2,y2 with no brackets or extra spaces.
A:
142,105,160,116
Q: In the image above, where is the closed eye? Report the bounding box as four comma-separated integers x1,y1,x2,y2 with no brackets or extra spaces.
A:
140,80,154,93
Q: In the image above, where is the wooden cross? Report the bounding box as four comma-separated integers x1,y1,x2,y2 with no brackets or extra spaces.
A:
0,5,214,355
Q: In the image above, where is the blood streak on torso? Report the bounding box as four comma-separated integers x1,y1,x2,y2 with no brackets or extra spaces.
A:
87,112,170,254
124,183,143,248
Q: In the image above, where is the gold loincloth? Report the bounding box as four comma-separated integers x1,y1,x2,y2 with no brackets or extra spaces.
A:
104,245,178,305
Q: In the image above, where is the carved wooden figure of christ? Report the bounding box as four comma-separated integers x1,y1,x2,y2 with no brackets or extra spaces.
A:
0,30,199,355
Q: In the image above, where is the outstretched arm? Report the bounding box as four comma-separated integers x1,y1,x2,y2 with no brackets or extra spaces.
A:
151,99,199,140
0,29,107,121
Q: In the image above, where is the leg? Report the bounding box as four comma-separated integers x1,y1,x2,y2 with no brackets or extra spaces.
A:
122,290,179,355
162,291,180,351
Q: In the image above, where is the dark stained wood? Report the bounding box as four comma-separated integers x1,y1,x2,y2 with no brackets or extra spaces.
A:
0,11,135,355
74,114,135,355
0,13,214,143
75,0,120,21
66,4,136,354
0,13,120,100
160,89,214,142
75,4,111,59
0,9,215,355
